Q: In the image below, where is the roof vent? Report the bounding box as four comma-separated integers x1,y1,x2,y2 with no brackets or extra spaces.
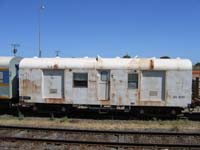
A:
96,55,102,61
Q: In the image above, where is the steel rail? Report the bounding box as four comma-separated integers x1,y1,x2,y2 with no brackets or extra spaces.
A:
0,136,200,148
0,125,199,136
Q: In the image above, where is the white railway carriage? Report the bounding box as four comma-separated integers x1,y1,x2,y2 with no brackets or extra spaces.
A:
19,57,192,112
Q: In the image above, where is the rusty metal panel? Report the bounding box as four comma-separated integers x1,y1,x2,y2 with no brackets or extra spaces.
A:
166,70,192,107
64,69,97,105
19,68,42,103
97,70,110,101
42,70,64,99
140,71,166,102
110,70,131,106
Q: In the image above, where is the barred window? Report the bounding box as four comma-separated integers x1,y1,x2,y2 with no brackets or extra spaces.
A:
128,73,138,89
73,73,88,88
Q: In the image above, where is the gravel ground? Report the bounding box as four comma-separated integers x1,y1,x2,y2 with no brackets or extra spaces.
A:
0,115,199,132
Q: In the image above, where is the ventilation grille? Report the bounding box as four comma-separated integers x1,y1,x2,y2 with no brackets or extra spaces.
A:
149,91,158,97
49,89,57,94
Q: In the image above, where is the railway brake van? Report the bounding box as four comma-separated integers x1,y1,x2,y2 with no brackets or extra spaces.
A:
19,57,192,115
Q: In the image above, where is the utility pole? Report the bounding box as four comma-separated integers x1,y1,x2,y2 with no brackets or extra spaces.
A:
38,5,45,57
11,43,20,56
56,50,60,57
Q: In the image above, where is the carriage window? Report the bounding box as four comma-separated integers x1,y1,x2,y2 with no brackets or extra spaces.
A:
101,71,109,81
0,71,9,84
73,73,88,88
128,73,138,89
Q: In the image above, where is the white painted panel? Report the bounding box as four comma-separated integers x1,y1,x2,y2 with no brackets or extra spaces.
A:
166,70,192,107
141,71,165,101
43,70,64,99
98,83,109,100
98,71,110,100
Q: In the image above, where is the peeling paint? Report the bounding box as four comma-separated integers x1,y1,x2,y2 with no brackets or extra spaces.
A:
150,59,154,70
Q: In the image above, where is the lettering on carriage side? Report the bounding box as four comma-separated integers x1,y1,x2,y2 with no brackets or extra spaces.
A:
173,95,185,99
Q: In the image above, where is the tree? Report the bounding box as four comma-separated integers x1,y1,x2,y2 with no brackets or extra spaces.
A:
194,62,200,66
123,54,131,58
193,62,200,70
160,56,171,59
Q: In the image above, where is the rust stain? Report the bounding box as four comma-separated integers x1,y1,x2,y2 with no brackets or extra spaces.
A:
136,71,141,105
128,59,135,69
118,96,122,105
150,59,154,70
112,93,115,99
53,64,59,69
45,98,65,104
22,79,41,95
22,79,31,90
100,100,110,105
137,89,140,105
137,101,164,106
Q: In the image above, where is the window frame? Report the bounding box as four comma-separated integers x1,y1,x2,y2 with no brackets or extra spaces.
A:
0,70,9,84
73,72,88,88
128,73,138,89
100,71,109,81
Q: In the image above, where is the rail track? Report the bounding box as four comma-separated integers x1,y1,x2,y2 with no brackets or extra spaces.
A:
0,125,199,150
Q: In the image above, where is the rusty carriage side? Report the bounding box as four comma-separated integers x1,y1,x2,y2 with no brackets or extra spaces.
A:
18,57,192,116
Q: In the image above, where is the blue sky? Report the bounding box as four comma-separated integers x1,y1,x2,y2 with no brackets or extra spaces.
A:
0,0,199,63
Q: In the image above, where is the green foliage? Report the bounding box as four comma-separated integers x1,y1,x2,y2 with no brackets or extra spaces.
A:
18,111,24,120
60,116,68,123
193,62,200,70
123,54,131,58
160,56,171,59
194,62,200,66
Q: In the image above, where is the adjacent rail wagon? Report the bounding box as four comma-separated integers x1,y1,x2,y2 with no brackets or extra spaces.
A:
19,57,192,114
0,56,22,105
192,70,200,106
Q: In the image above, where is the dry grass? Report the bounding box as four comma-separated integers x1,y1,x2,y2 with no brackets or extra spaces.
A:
0,115,199,132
